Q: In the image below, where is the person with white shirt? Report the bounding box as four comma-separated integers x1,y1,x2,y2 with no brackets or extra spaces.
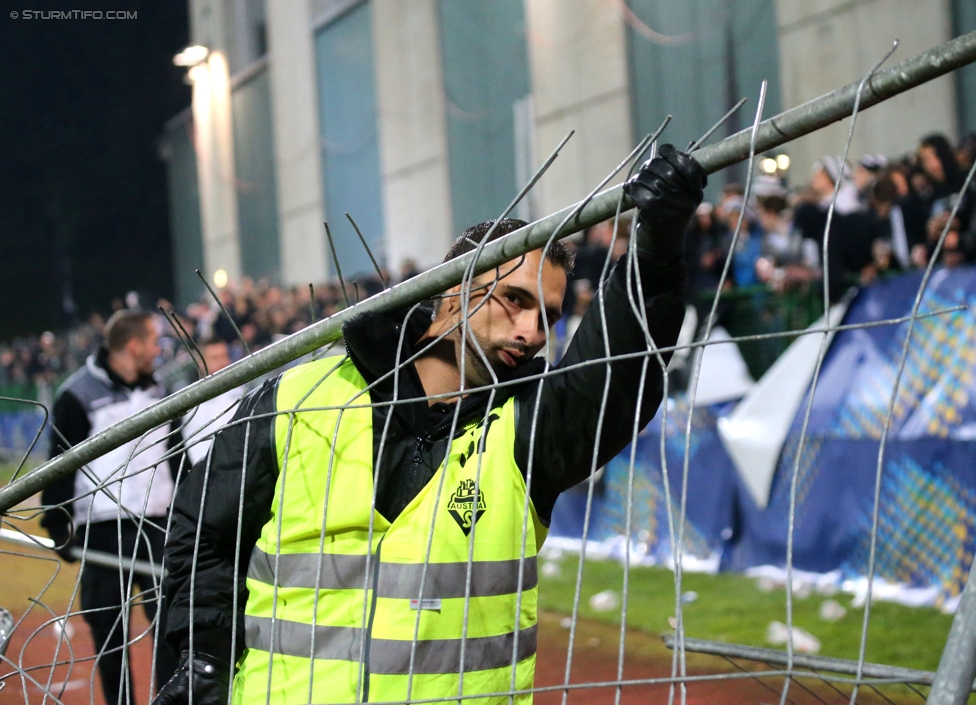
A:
40,309,180,705
180,337,245,466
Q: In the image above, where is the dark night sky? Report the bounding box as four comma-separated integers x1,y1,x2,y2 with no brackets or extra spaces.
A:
0,2,191,339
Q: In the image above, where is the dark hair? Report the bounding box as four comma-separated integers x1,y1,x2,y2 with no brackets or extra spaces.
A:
919,133,962,187
757,194,788,215
443,218,575,273
958,132,976,163
104,310,154,353
871,175,899,205
195,334,227,349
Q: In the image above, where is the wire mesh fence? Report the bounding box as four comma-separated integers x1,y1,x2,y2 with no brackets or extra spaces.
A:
694,283,826,380
3,30,976,705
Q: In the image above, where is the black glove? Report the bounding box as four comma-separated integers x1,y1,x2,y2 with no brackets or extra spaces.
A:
623,143,706,266
152,650,230,705
45,519,77,563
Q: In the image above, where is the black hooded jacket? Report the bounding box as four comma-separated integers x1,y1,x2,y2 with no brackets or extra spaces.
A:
162,253,686,658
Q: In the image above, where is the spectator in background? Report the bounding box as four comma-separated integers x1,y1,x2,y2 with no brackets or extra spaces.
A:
924,209,976,269
813,155,862,215
211,286,241,345
867,173,916,271
609,216,633,263
683,202,730,301
398,258,421,282
956,132,976,174
886,158,931,252
854,154,887,207
559,279,595,358
824,202,882,301
40,310,179,705
913,135,972,259
359,268,388,297
573,219,615,291
720,196,763,288
789,155,884,300
917,133,964,207
0,348,14,385
716,182,744,215
755,194,820,291
793,156,858,252
181,336,245,466
955,133,976,238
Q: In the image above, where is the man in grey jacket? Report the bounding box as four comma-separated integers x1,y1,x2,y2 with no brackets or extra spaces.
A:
41,309,180,705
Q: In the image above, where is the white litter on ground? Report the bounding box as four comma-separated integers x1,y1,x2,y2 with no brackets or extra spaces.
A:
766,620,821,654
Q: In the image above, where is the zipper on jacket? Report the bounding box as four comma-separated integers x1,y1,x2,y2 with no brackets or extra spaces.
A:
411,436,428,465
361,537,383,702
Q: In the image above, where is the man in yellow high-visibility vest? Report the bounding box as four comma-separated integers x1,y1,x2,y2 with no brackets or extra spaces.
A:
153,145,705,704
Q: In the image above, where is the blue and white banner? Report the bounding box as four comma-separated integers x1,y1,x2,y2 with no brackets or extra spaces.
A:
548,266,976,609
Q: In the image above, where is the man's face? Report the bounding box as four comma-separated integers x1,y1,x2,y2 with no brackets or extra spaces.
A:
810,168,835,199
918,145,945,183
853,164,874,192
450,249,566,388
130,320,160,376
201,341,231,375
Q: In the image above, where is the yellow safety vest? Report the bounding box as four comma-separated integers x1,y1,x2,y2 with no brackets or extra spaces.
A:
234,357,547,704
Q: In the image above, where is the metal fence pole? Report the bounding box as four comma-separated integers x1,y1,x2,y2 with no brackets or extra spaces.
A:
661,634,952,687
1,31,976,516
927,562,976,703
0,528,162,579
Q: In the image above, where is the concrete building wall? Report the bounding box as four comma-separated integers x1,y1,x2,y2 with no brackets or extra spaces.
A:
436,1,531,236
314,3,386,279
265,0,329,286
160,110,205,308
625,1,783,193
231,64,281,283
776,0,957,181
187,0,242,286
174,0,969,291
524,0,633,219
372,0,454,272
191,51,243,285
952,0,976,134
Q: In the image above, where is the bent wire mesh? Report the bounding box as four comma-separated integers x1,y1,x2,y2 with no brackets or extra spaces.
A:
2,30,976,705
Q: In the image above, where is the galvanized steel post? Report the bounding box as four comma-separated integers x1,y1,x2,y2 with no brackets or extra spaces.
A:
928,562,976,703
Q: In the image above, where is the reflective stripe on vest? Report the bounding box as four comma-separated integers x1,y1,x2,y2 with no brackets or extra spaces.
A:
247,546,539,597
245,616,537,675
235,357,547,705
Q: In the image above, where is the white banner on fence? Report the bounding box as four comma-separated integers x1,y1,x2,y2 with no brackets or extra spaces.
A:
717,300,849,509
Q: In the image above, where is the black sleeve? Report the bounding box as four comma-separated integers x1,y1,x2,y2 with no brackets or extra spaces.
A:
162,377,279,661
515,254,686,522
39,390,89,538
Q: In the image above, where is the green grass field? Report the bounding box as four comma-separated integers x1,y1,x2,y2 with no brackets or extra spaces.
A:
538,552,955,674
1,461,27,484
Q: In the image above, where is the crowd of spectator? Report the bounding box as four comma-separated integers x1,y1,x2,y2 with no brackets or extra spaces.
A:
677,131,976,307
169,268,387,362
4,131,976,398
0,319,104,408
0,268,392,399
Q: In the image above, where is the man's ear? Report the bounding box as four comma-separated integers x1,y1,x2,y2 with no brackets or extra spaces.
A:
124,336,145,357
444,285,462,316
